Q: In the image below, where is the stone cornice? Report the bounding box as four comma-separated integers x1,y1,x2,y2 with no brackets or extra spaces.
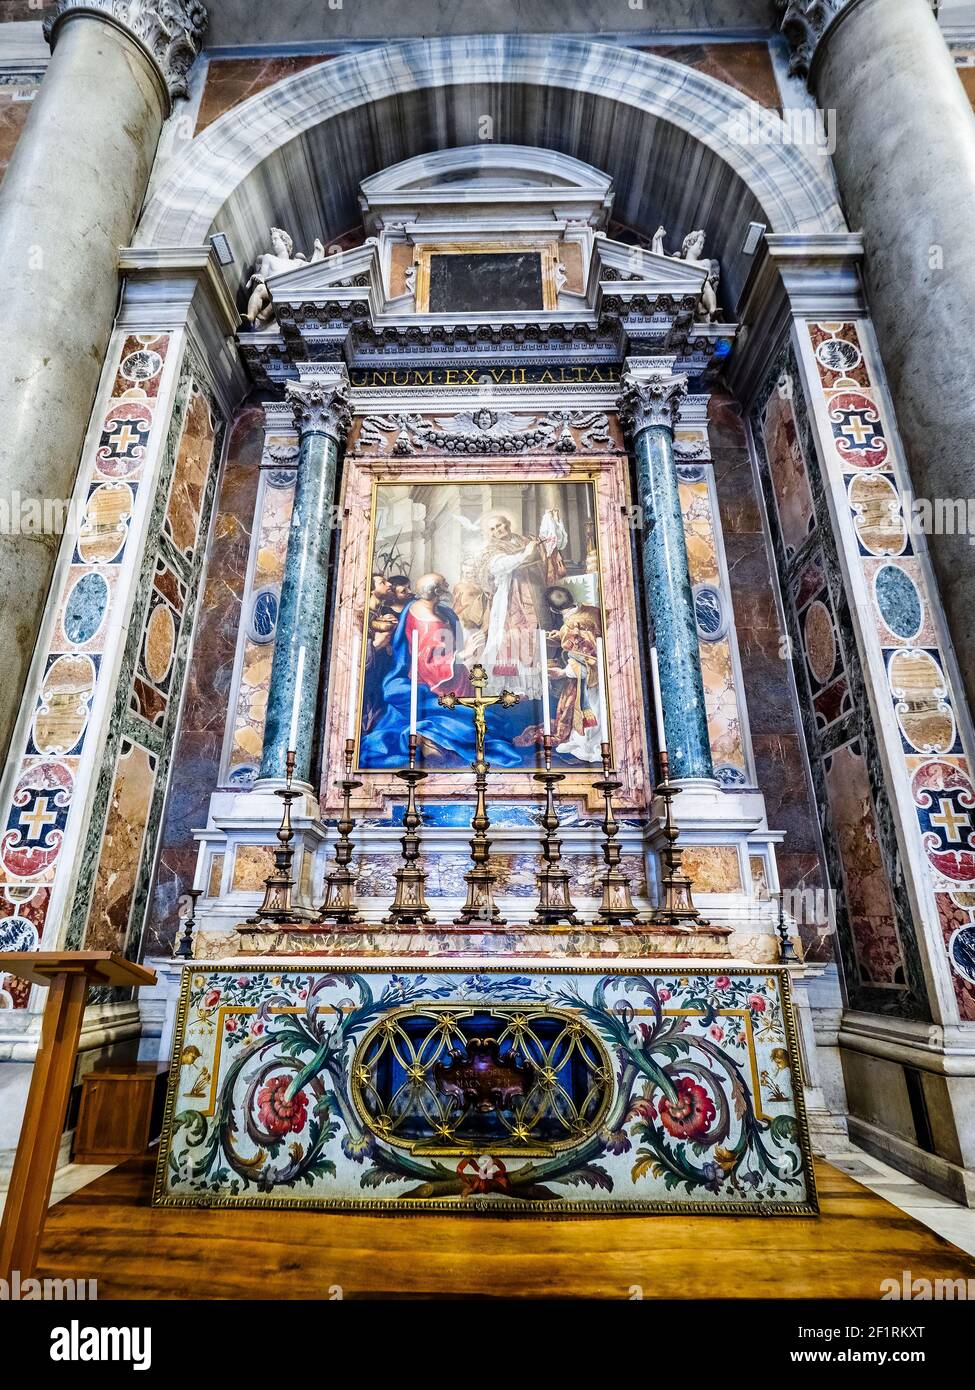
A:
286,372,353,444
43,0,206,107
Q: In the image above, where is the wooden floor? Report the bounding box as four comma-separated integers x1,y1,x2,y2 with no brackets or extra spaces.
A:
36,1154,975,1299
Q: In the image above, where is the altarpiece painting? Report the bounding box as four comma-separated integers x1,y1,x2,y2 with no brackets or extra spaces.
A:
324,449,651,812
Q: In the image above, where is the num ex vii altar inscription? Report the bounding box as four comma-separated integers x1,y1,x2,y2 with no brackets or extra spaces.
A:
154,966,816,1214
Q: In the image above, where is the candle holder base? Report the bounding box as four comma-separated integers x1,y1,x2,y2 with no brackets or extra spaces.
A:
646,775,709,929
454,875,507,927
530,737,580,928
317,738,364,928
246,750,303,925
384,738,436,926
590,744,650,928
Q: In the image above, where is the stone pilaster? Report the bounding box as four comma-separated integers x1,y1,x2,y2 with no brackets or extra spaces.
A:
779,0,975,728
0,0,206,772
618,364,715,784
258,370,352,788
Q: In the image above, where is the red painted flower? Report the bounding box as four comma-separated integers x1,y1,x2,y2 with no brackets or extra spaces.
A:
657,987,672,1002
747,994,766,1013
715,975,731,991
257,1075,308,1136
203,988,221,1007
658,1078,716,1141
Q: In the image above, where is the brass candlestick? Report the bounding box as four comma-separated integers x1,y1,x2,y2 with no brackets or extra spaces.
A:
247,748,302,924
174,887,202,960
383,733,435,925
592,740,648,927
531,734,580,927
439,662,519,926
318,737,363,926
648,749,707,927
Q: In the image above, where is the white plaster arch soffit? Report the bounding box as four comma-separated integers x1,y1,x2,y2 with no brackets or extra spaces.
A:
136,34,847,248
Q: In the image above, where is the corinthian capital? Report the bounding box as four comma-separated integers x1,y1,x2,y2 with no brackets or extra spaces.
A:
776,0,853,78
44,0,207,104
286,377,353,445
617,372,688,437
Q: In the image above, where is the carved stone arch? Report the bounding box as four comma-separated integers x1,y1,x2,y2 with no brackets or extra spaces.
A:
137,34,846,310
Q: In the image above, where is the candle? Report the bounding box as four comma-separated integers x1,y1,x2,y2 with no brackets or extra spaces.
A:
191,846,207,893
596,637,609,745
538,628,551,735
346,631,360,743
650,645,667,755
288,645,305,753
409,629,419,735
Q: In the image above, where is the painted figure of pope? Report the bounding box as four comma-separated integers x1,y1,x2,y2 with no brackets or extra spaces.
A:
473,511,550,698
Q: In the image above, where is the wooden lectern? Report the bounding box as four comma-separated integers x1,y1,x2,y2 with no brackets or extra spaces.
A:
0,952,156,1280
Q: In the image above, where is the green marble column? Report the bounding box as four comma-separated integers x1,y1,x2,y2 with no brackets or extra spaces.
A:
619,370,714,782
259,373,351,787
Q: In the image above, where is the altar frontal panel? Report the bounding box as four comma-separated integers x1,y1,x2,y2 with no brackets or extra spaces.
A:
154,966,816,1214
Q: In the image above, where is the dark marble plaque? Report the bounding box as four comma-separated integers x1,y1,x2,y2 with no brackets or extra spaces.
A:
427,252,545,313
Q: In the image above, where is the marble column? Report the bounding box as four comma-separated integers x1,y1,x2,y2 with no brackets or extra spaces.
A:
780,0,975,719
259,371,352,788
618,367,714,782
0,0,205,770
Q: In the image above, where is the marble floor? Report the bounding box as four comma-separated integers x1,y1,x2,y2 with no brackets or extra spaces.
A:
0,1160,115,1223
823,1147,975,1258
5,1146,975,1259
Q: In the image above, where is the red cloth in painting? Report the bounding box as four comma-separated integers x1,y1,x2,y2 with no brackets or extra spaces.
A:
405,605,472,696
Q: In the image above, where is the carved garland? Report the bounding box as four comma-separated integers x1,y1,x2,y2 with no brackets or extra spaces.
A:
357,408,615,456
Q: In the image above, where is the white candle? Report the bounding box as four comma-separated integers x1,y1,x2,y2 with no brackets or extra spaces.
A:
650,645,668,755
191,846,207,893
346,631,360,742
596,637,609,745
538,628,551,735
288,645,306,752
409,629,419,735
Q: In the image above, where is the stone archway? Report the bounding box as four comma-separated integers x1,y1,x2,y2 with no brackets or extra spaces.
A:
137,35,845,311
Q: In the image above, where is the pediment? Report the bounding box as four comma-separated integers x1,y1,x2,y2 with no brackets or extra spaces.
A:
265,243,379,299
591,237,708,299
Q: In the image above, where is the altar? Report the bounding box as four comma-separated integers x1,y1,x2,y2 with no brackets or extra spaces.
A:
124,146,828,1216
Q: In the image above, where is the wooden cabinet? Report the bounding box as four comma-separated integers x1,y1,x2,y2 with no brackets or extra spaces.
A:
74,1062,168,1166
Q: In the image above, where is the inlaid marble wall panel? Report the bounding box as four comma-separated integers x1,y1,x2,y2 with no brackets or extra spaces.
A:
194,55,336,134
0,332,173,1006
146,407,263,956
750,346,924,1016
802,321,975,1022
0,72,41,187
676,460,749,786
84,741,158,952
705,392,827,938
74,364,224,962
637,42,781,111
224,446,297,786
